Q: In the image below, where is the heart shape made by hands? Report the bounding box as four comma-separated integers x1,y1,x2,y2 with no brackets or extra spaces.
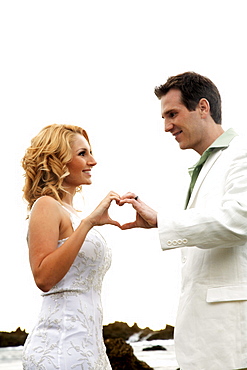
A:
109,201,136,226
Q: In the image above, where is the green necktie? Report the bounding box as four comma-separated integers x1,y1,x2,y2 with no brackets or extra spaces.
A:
185,148,214,209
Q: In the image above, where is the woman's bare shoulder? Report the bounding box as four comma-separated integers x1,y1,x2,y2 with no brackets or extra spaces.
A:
30,196,62,217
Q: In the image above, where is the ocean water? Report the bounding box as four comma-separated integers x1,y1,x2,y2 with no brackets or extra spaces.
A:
0,340,178,369
0,347,23,370
131,339,179,370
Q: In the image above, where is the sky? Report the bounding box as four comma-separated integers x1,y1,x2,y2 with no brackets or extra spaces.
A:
1,0,247,332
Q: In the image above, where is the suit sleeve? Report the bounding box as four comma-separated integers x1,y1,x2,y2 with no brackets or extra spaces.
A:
158,147,247,250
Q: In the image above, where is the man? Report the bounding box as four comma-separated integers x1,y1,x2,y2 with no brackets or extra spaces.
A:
120,72,247,370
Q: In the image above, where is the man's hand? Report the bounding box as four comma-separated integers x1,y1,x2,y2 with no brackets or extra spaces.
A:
118,192,158,230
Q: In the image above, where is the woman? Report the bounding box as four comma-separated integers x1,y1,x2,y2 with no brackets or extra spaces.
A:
22,124,120,369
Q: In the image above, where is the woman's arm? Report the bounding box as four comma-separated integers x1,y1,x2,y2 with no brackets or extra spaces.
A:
28,192,120,292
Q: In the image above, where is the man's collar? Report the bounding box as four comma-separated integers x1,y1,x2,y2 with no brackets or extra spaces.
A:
205,128,238,151
188,128,238,175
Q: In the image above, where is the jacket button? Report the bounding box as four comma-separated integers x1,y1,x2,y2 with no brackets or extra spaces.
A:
172,240,178,246
182,238,188,244
177,239,183,245
167,240,172,246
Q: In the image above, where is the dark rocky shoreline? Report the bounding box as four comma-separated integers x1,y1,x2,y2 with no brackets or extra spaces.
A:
0,321,174,347
103,321,174,341
0,322,175,370
0,327,28,347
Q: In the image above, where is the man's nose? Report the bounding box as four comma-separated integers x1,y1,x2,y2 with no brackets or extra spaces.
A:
164,120,173,132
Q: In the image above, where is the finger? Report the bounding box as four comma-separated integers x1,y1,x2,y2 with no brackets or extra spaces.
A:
120,222,137,230
109,192,121,202
109,190,121,197
120,192,137,200
118,198,137,207
104,192,121,207
108,218,121,228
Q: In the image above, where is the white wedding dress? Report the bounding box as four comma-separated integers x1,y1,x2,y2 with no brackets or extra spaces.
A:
22,203,112,370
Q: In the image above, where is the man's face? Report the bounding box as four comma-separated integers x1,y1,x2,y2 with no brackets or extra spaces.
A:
160,89,208,154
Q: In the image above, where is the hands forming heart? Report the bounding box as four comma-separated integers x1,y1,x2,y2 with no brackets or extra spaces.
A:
88,191,158,230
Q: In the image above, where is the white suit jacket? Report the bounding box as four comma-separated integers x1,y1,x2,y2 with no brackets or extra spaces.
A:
158,135,247,370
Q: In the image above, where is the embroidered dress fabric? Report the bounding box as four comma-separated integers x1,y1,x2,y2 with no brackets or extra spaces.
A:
22,204,112,370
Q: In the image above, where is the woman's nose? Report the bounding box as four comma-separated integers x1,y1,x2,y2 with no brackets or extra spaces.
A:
89,155,97,167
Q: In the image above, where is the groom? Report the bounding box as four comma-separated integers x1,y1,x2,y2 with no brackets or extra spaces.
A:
119,72,247,370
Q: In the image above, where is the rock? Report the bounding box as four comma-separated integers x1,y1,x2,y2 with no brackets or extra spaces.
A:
105,338,153,370
103,321,174,341
103,321,142,340
143,345,167,351
0,327,28,347
146,325,174,341
138,327,154,340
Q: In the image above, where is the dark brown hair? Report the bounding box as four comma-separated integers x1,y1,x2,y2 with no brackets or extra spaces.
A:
154,72,222,124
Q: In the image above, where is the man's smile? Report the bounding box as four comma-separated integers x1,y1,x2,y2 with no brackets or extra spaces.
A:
173,130,183,139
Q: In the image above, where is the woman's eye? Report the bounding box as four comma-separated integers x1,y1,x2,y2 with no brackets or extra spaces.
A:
79,151,86,156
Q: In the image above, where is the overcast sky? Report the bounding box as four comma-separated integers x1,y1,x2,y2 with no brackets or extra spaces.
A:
1,0,247,332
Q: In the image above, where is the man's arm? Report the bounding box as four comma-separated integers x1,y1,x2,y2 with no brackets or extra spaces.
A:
159,146,247,250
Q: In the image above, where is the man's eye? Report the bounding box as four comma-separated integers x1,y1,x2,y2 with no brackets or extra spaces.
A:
169,112,176,118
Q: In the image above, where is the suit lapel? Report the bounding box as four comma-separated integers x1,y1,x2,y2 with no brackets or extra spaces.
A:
187,149,224,209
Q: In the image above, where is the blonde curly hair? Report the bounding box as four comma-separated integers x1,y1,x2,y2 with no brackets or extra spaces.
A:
22,124,91,211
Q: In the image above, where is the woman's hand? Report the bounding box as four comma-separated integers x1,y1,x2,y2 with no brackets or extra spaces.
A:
85,191,121,228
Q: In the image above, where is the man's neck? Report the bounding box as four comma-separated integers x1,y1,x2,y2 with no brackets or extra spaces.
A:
197,125,224,155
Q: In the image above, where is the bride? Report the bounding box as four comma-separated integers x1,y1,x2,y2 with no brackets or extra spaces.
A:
22,124,120,369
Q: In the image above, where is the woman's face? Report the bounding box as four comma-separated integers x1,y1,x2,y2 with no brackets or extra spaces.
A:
63,134,97,189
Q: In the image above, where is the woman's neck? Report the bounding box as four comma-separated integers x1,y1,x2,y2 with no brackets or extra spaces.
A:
62,190,75,207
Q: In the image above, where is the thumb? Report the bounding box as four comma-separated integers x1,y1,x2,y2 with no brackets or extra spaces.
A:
107,217,121,228
120,221,137,230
